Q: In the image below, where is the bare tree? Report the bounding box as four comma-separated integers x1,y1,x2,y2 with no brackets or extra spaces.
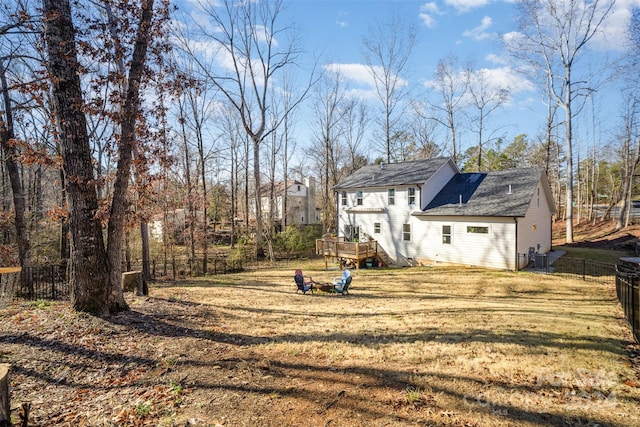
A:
311,68,350,233
509,0,616,243
466,66,509,171
177,0,311,258
362,12,416,164
429,55,469,163
42,0,111,313
615,89,640,229
42,0,160,313
407,102,440,160
0,1,34,278
342,99,368,173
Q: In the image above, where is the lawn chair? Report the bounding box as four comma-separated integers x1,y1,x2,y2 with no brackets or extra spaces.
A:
294,269,314,294
332,270,352,296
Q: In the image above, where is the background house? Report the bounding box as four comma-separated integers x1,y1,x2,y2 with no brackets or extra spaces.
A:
334,158,555,270
257,177,320,227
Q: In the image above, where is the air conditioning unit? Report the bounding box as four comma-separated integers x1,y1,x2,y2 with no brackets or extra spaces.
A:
534,253,547,269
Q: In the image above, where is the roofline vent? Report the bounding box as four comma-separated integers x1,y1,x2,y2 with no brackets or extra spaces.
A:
459,194,462,206
508,184,512,194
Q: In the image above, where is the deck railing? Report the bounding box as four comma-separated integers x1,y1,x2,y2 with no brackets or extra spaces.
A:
316,238,379,268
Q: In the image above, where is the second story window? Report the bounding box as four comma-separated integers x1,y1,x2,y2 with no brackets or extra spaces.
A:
388,189,395,205
408,187,416,205
356,190,363,206
341,191,347,206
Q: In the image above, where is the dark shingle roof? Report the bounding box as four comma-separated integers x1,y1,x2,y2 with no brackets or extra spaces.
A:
334,157,453,190
415,168,546,217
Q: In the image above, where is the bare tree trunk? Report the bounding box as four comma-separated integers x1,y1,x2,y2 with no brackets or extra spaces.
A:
42,0,109,314
563,78,574,243
253,139,265,259
0,61,31,281
105,0,155,311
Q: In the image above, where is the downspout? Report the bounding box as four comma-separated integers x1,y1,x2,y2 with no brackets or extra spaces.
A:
513,221,520,271
549,215,553,252
335,190,339,237
514,217,518,271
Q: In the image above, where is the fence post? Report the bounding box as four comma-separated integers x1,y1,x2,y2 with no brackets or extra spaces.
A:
0,364,9,426
582,258,586,281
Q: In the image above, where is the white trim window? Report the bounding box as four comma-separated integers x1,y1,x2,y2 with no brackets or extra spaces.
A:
356,190,363,206
402,223,411,241
442,225,452,244
341,191,347,206
374,222,381,234
408,187,416,205
388,188,395,205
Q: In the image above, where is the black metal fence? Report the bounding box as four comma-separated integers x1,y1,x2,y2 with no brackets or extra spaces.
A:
518,253,616,285
0,264,68,304
615,260,640,343
0,253,257,303
141,256,245,279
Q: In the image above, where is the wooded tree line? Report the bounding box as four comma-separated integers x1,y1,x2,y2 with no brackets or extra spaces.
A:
0,0,638,314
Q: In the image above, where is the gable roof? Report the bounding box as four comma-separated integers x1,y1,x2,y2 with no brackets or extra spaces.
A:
334,157,454,190
414,167,552,217
259,180,304,196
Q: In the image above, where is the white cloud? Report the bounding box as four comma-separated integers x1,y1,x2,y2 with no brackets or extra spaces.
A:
419,13,438,28
324,63,375,87
323,63,408,101
592,0,640,51
485,53,509,65
445,0,490,13
463,15,493,41
470,67,535,96
419,2,442,28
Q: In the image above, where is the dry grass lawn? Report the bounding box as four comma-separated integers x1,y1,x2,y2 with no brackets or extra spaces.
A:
2,259,640,426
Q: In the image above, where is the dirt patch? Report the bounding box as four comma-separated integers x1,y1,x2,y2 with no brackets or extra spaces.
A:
2,265,640,426
553,219,640,251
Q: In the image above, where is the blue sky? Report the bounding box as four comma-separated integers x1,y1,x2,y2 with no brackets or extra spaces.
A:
178,0,640,164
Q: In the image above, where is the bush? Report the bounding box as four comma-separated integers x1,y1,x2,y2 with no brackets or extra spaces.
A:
273,225,322,256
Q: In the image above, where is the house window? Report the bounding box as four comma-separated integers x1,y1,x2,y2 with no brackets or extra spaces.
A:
374,222,381,234
467,226,489,234
442,225,451,244
408,187,416,205
345,225,360,241
341,191,347,206
402,223,411,241
388,189,395,205
297,185,301,191
356,190,363,206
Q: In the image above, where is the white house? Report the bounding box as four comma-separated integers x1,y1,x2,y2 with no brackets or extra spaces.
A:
257,177,320,226
334,157,555,270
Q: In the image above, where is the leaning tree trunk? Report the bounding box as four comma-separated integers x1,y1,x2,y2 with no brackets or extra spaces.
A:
42,0,110,314
105,0,155,312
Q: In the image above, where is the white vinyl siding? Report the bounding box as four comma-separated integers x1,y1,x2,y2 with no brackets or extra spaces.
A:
413,217,517,270
517,181,553,256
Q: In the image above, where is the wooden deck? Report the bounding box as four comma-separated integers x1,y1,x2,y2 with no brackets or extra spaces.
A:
315,239,381,270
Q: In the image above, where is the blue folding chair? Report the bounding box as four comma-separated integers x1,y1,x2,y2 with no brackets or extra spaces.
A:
332,270,352,295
